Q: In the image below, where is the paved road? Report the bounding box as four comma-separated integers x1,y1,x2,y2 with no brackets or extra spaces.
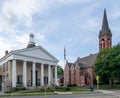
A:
111,90,120,96
99,90,120,97
3,93,119,98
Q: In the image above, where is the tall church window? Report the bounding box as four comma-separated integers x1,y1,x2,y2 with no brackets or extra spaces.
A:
80,69,84,74
107,38,111,48
100,43,102,49
65,70,69,81
101,39,105,49
103,42,105,48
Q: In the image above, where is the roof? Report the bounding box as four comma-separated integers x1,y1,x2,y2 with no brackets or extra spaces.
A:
67,62,75,68
0,34,59,65
27,42,36,48
99,9,112,38
0,45,59,64
75,53,98,68
78,63,87,68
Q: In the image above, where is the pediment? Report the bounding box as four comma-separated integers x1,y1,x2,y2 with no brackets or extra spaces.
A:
12,46,58,62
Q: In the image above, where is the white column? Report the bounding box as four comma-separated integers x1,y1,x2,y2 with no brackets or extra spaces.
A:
32,62,36,87
48,65,51,86
41,63,44,86
23,61,27,87
12,59,16,87
4,62,7,85
55,65,57,85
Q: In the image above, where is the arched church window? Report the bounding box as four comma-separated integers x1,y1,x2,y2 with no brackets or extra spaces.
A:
101,39,105,49
103,42,105,48
107,38,111,48
100,43,102,49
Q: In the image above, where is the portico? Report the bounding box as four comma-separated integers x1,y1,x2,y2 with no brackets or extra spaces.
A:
0,34,59,90
11,59,57,88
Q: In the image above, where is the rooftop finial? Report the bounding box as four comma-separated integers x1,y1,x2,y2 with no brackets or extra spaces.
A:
30,33,34,42
27,33,36,48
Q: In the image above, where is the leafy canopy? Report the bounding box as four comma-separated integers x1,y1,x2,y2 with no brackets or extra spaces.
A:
57,65,64,76
94,43,120,84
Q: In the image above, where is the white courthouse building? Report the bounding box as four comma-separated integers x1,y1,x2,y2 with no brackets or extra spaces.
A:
0,34,59,90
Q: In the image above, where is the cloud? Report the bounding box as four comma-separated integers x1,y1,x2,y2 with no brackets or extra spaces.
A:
0,0,47,50
58,0,95,5
0,0,39,33
35,33,47,42
0,0,119,68
2,0,39,18
0,36,16,57
111,10,120,18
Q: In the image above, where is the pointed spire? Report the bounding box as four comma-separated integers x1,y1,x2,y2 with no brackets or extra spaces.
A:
102,9,109,32
99,9,112,37
27,33,36,48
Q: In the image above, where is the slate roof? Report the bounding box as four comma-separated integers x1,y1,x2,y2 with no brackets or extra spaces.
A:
78,63,87,68
66,53,97,69
75,53,98,68
67,62,75,68
99,9,112,38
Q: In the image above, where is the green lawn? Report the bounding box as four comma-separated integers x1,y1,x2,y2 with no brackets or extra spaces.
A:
94,84,120,90
3,85,120,97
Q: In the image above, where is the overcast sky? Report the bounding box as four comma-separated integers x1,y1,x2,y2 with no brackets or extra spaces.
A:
0,0,120,67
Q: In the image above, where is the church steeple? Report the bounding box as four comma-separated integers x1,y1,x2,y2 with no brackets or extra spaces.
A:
99,9,112,51
27,33,36,48
102,9,109,33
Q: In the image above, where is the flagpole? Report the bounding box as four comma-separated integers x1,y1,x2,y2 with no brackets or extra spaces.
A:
64,46,66,86
64,54,65,86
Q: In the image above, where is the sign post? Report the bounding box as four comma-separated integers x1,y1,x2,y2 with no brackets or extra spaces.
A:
96,75,99,92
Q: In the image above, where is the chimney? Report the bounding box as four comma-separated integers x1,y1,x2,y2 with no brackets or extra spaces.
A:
90,53,92,56
5,50,8,55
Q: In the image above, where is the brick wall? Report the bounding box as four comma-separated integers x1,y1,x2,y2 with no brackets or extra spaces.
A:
64,63,93,86
64,65,70,85
75,64,80,85
70,65,75,85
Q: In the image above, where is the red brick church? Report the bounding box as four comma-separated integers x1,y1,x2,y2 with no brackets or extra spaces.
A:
64,10,112,86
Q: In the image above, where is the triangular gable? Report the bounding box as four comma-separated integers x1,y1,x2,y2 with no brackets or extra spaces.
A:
12,46,59,62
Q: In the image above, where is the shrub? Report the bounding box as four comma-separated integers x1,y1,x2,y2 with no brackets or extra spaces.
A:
55,86,71,91
5,90,12,93
15,87,26,91
40,88,45,92
115,82,120,85
67,84,77,87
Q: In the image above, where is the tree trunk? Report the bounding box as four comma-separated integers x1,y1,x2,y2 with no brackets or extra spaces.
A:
109,78,112,85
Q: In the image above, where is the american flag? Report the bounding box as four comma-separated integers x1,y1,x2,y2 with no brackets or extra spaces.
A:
64,47,66,60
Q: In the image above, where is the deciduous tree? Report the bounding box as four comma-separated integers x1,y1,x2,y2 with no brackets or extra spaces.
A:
94,43,120,85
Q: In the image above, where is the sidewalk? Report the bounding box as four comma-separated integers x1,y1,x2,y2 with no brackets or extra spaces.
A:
54,91,72,94
99,90,114,94
99,90,120,97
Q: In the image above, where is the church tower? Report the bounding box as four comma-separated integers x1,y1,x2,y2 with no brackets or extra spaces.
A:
99,9,112,51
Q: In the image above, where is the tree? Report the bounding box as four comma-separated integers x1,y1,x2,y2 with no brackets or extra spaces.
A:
94,43,120,85
57,65,64,76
